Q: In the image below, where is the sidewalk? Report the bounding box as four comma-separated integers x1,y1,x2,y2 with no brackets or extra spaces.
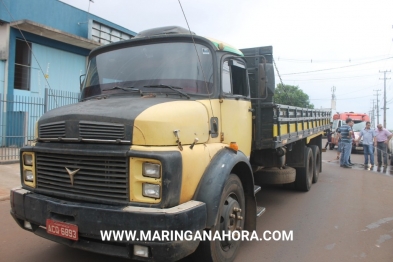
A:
0,163,20,201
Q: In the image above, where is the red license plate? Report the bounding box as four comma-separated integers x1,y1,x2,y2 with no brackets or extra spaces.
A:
46,219,78,241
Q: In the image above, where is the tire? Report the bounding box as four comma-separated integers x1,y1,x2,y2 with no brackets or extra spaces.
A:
309,145,320,184
254,167,296,184
329,143,335,150
192,174,245,262
295,147,314,192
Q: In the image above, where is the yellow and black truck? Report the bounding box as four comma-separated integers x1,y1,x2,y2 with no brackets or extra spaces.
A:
10,26,331,262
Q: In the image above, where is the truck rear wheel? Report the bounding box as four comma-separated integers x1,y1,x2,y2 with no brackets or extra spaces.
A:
295,147,314,191
193,174,245,262
309,145,320,183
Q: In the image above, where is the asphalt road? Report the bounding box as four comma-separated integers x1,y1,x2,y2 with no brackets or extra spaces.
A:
0,148,392,262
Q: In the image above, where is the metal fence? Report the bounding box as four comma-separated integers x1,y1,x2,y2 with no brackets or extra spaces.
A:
0,88,79,162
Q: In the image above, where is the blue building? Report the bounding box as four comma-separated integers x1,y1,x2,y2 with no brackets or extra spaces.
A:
0,0,136,98
0,0,136,158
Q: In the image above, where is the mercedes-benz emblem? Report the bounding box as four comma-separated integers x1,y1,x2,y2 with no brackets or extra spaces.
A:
65,167,80,186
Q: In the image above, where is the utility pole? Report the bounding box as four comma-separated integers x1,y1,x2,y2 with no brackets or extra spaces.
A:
331,86,336,122
374,90,381,125
379,70,391,128
370,99,375,127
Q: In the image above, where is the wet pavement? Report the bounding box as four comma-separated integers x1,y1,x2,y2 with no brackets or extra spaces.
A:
324,148,393,177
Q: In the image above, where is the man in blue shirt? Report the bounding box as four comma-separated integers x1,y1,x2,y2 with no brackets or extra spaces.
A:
356,121,377,169
338,118,354,168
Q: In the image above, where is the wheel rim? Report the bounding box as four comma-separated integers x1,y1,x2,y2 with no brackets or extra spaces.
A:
219,195,243,251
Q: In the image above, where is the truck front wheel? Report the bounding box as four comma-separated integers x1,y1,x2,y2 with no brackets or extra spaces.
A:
295,147,314,191
193,174,245,262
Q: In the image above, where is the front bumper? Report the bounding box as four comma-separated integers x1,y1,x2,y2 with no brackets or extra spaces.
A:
352,142,364,152
10,187,206,261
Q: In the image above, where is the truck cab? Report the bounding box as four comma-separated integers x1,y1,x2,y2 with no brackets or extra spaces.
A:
11,26,260,262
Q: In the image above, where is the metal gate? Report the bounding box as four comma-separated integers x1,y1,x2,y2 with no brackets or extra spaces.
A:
0,88,79,162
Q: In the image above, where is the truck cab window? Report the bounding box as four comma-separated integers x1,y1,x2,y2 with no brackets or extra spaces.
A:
222,60,249,97
222,61,232,94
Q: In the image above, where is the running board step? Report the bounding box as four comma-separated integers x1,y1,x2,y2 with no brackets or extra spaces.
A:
254,185,261,194
257,206,266,217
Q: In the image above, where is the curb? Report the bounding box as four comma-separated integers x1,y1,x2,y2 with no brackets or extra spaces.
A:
0,195,10,201
0,160,20,165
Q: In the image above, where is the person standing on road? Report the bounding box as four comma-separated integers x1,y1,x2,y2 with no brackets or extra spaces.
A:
336,127,342,160
375,124,392,169
325,123,333,149
356,121,377,169
338,118,354,168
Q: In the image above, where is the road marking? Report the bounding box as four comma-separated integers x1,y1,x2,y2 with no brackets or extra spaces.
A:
376,234,392,247
365,217,393,230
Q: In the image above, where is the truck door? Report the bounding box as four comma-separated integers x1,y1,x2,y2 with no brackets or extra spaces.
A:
220,59,252,157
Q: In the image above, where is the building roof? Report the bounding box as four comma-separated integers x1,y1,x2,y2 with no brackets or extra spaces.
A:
10,20,101,50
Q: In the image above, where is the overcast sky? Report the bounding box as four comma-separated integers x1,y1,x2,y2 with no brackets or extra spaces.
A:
61,0,393,128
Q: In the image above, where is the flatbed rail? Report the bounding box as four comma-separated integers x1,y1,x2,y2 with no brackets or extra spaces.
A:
253,103,331,149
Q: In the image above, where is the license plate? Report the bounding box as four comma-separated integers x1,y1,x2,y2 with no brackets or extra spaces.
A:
46,219,78,241
356,147,363,150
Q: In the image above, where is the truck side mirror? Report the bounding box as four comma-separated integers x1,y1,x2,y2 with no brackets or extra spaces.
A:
80,74,86,91
258,63,275,98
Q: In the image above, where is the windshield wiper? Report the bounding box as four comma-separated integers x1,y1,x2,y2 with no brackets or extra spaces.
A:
144,84,190,99
102,86,140,92
81,94,107,101
82,86,141,101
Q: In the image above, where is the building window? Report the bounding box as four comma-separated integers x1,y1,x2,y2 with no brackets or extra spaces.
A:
91,21,132,45
14,39,32,91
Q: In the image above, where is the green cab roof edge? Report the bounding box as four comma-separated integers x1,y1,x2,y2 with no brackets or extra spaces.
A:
206,37,244,56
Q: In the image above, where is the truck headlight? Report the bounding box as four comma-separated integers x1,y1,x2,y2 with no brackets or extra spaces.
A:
24,170,34,182
23,154,33,166
22,152,36,187
142,183,160,198
142,163,161,178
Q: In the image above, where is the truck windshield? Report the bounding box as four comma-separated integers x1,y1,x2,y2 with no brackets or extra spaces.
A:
81,42,214,100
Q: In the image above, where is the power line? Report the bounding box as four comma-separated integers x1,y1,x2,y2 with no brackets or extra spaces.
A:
281,57,393,76
284,73,378,82
338,84,379,96
304,84,380,101
276,54,392,64
310,95,370,101
273,58,293,105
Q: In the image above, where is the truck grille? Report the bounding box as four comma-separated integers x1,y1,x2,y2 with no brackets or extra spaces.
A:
39,121,66,138
36,153,128,202
79,121,125,140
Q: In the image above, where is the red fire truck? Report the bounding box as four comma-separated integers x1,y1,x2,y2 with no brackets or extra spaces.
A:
330,112,370,151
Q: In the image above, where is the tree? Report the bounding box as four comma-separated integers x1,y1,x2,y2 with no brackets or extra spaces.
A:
274,84,314,109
